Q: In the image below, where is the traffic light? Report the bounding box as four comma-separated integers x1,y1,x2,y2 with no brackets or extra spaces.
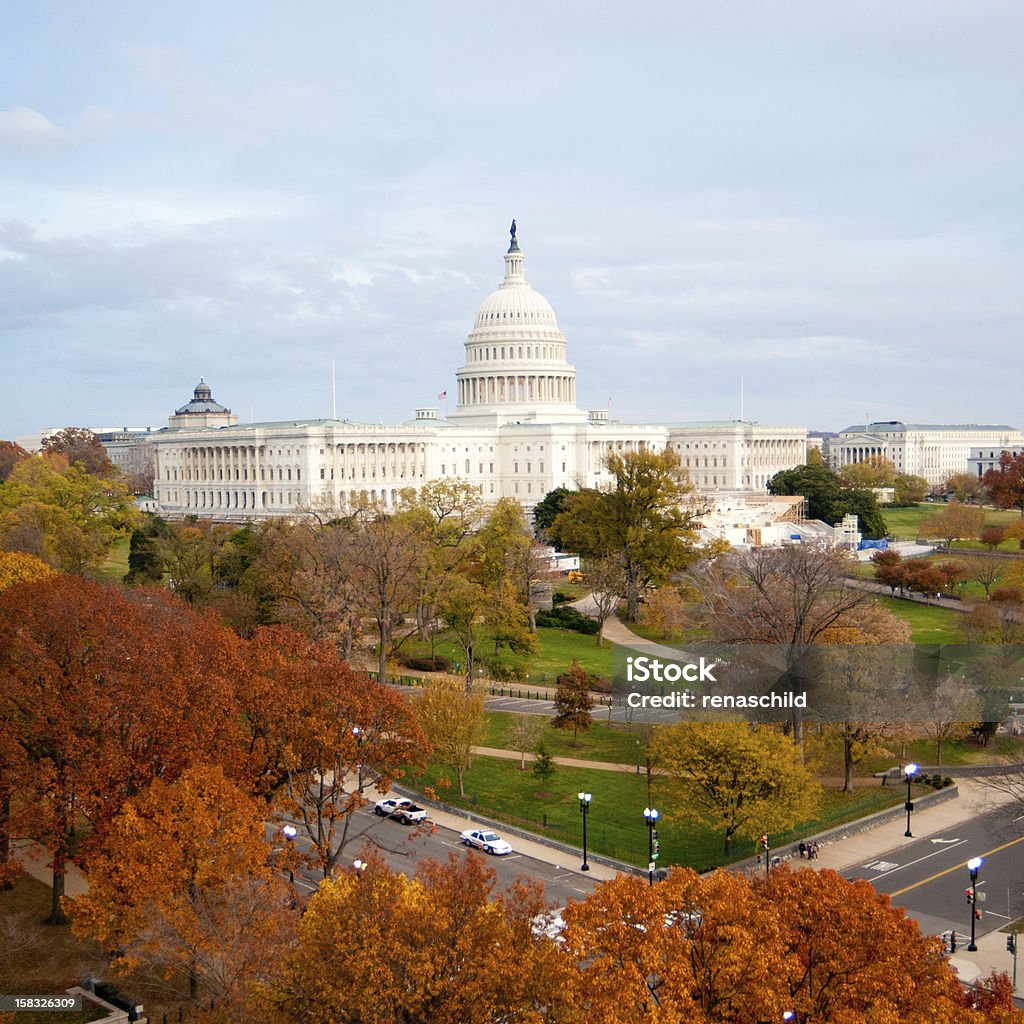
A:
975,909,983,920
760,834,769,851
1007,935,1017,955
966,887,975,904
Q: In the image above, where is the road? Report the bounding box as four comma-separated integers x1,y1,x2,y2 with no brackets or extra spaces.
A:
847,803,1024,942
269,802,601,910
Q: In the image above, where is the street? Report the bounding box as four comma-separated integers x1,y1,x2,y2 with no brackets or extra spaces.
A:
848,803,1024,942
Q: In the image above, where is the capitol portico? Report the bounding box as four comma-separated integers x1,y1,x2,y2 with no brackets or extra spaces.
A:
151,226,809,520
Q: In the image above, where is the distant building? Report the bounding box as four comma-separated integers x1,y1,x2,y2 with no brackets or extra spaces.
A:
831,422,1023,487
149,227,808,522
968,444,1024,479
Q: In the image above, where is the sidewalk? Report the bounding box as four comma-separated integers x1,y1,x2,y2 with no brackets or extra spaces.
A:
473,745,635,773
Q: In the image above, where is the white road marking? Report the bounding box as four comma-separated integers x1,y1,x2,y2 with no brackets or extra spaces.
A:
930,838,961,845
866,838,968,880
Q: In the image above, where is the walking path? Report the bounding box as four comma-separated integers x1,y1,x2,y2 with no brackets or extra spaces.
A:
473,745,635,772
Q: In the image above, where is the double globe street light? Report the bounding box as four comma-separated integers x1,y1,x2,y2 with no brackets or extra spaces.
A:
967,856,983,952
903,762,918,837
644,807,660,887
578,792,592,872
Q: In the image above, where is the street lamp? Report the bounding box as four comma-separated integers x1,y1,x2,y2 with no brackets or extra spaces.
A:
967,856,983,951
643,807,660,887
352,725,364,794
578,792,592,871
353,858,365,878
903,763,918,837
281,824,297,884
636,739,641,775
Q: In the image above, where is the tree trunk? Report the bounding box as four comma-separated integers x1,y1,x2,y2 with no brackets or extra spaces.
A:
0,793,11,890
377,619,388,681
457,767,465,798
528,607,537,634
464,641,475,692
47,853,68,926
843,734,854,793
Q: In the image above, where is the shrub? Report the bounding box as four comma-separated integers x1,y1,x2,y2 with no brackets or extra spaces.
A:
552,591,574,605
536,605,599,635
399,654,453,672
488,653,529,682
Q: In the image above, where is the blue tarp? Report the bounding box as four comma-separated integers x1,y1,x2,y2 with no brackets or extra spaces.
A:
858,539,888,550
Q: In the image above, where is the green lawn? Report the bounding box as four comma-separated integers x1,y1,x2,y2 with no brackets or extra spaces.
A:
882,503,1023,544
405,626,613,685
483,711,643,765
93,534,130,583
413,754,912,872
873,596,963,643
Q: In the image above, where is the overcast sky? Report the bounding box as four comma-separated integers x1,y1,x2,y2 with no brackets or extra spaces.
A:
2,2,1022,441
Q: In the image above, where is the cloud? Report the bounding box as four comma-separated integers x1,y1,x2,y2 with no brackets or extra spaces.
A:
0,106,72,152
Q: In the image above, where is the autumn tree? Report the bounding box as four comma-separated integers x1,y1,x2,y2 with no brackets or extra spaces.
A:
918,500,986,548
637,585,688,640
651,722,820,854
351,507,431,680
0,576,245,922
966,555,1007,598
917,674,984,764
550,449,701,621
71,764,296,1006
585,553,627,646
41,427,114,477
552,660,595,745
266,851,568,1024
0,439,29,482
415,678,486,797
984,451,1024,516
839,456,895,488
945,471,983,503
690,543,871,741
871,548,907,595
980,526,1007,551
0,550,56,591
508,713,545,770
238,626,426,875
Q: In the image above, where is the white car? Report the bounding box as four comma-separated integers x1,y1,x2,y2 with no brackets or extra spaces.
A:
460,828,513,856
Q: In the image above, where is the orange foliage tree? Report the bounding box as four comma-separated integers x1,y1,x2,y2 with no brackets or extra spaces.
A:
0,576,245,922
238,626,428,877
70,763,295,1006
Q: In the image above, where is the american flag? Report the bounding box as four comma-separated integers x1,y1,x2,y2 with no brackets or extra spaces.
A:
438,390,447,400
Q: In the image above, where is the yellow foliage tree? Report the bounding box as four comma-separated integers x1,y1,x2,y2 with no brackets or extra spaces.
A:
0,550,56,591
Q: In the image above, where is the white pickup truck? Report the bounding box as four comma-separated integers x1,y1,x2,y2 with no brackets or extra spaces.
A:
373,797,428,826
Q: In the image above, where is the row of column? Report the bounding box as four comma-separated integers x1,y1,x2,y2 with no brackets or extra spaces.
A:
458,374,575,406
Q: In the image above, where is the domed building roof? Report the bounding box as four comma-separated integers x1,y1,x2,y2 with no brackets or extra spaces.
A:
448,222,585,426
175,378,231,416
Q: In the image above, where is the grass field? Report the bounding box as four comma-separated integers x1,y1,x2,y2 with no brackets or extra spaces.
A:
92,534,129,583
873,596,962,643
412,754,912,872
405,625,613,684
882,503,1023,545
483,711,642,765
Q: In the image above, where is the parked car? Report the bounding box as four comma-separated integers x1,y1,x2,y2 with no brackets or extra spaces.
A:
460,828,513,855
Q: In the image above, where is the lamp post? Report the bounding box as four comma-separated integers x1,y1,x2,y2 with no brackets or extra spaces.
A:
352,725,364,794
643,807,660,887
281,824,297,884
967,856,983,951
578,792,592,871
903,762,918,837
635,739,641,775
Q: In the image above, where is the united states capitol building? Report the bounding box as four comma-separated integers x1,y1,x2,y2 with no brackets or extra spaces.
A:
151,226,808,521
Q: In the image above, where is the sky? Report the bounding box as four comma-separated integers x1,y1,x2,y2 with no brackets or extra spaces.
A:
1,1,1022,441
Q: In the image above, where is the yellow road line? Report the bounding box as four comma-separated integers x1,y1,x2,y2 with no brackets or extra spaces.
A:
889,834,1024,897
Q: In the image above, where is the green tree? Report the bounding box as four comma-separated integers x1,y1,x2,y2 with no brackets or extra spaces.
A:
533,486,573,535
894,474,929,505
839,457,895,488
550,449,701,621
651,722,820,854
532,743,556,788
552,660,595,746
0,456,138,574
768,461,886,538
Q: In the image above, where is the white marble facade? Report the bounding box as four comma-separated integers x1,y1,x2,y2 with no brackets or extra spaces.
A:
152,229,809,521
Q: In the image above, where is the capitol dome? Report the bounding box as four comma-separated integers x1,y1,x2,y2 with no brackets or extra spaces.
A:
448,223,585,426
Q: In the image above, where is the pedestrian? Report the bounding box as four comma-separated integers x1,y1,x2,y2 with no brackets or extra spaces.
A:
810,843,819,861
798,841,807,859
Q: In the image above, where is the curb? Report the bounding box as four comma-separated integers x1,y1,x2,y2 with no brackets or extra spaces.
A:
729,784,960,874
